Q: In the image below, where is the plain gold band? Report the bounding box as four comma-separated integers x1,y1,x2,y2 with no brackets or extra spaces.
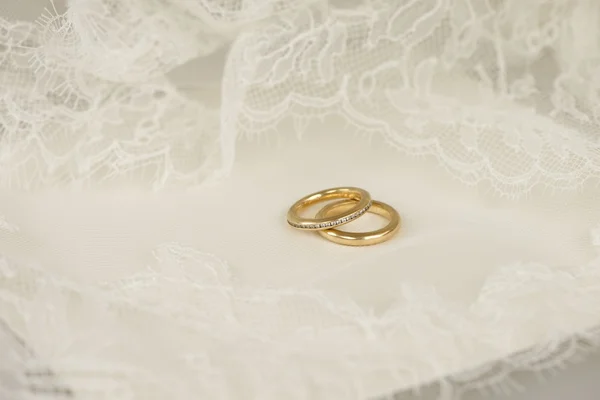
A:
315,199,400,246
287,187,372,231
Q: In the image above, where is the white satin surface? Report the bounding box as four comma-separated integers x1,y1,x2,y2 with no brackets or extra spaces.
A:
1,126,599,398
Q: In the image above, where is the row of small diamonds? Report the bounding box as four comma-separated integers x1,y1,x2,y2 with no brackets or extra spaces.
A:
288,200,372,230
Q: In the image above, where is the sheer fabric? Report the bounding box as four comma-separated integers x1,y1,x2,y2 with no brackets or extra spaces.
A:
1,0,600,399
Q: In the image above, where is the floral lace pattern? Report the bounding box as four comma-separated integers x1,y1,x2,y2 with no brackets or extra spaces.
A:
0,238,599,399
225,1,600,195
0,1,599,193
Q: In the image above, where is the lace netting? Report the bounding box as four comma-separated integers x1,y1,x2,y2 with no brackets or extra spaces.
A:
0,242,599,399
0,0,599,193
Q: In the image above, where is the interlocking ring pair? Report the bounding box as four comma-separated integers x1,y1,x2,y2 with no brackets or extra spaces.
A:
286,187,400,246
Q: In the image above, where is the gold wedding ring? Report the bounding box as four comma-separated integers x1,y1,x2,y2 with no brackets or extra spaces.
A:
286,187,372,230
315,200,400,246
287,187,401,246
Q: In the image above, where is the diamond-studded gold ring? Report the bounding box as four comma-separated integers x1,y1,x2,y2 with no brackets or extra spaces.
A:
287,187,400,246
286,187,372,231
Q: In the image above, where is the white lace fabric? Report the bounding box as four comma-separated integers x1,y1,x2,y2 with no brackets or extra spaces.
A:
1,0,600,399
